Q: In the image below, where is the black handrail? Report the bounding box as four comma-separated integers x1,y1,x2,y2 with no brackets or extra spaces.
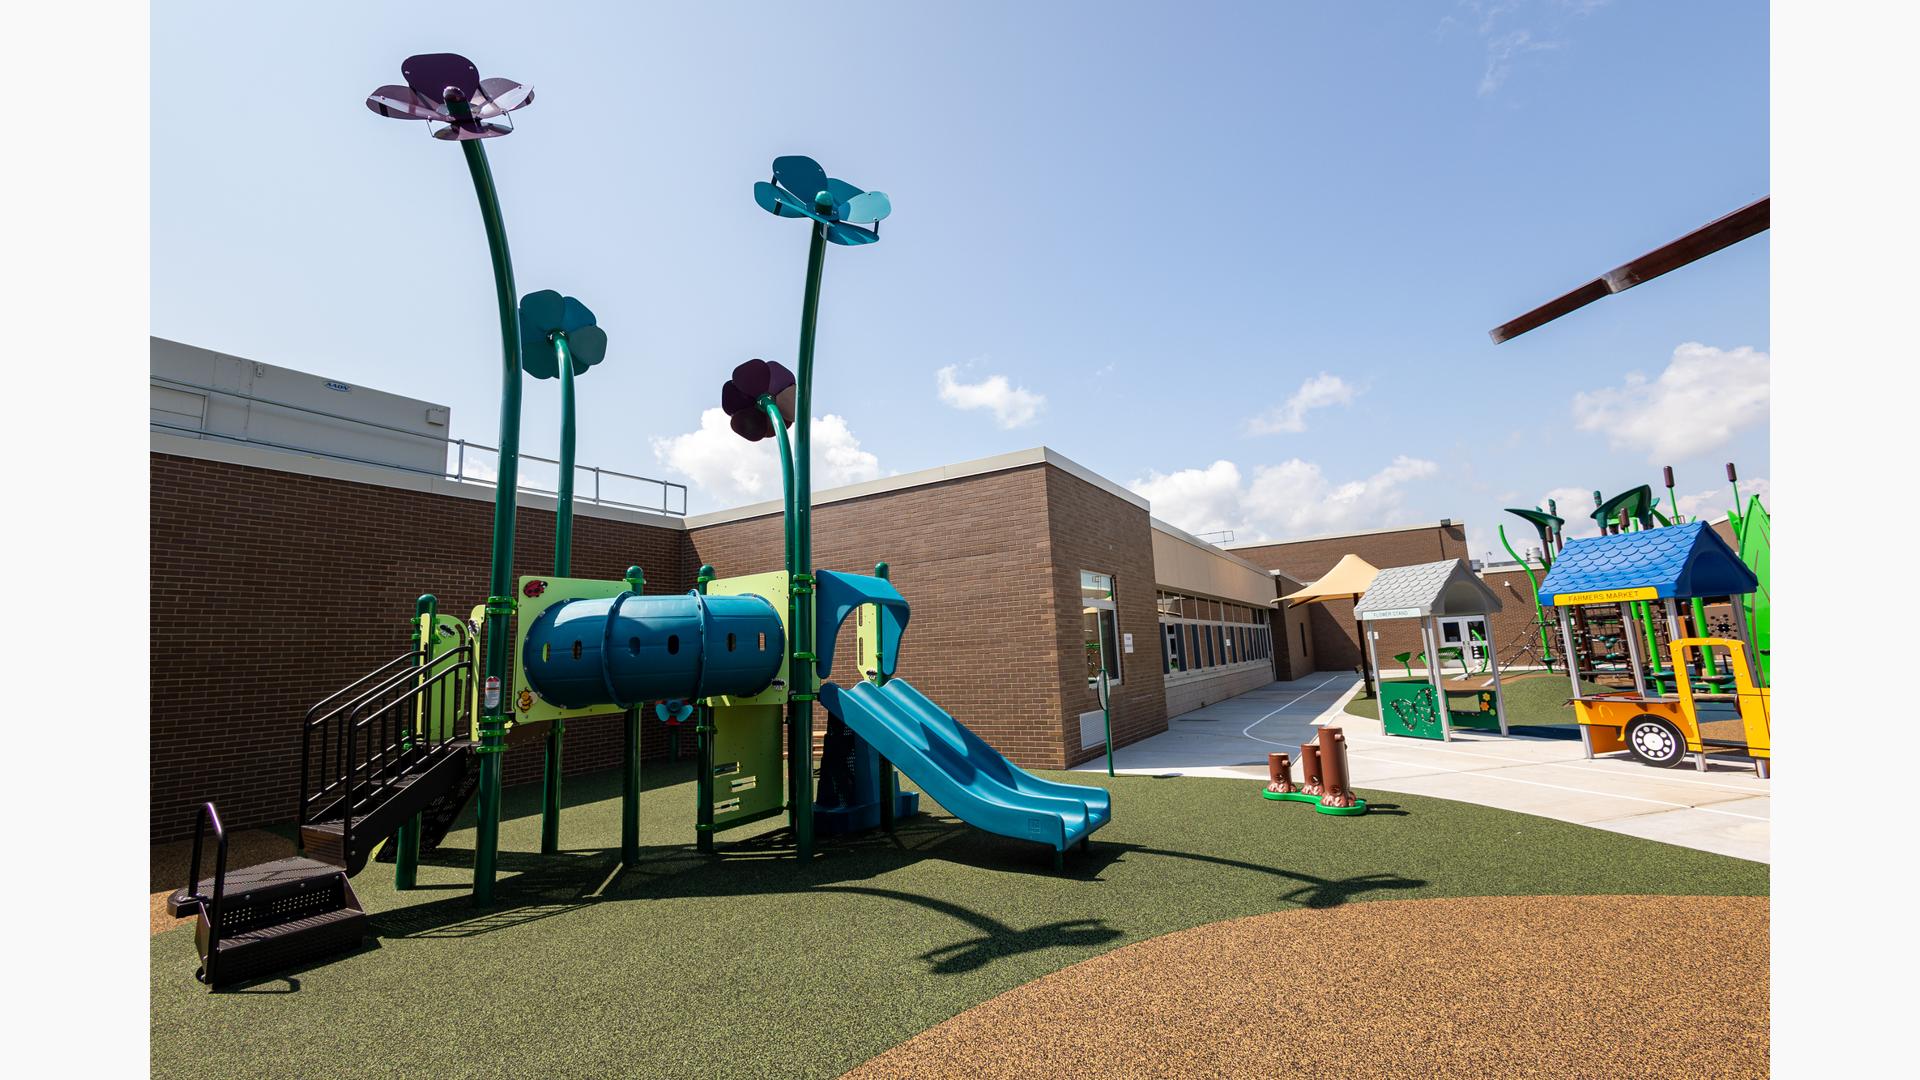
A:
298,646,471,830
299,650,421,832
332,654,474,862
185,802,229,983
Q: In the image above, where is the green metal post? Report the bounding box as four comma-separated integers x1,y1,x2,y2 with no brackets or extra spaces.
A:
874,561,896,833
1498,525,1553,666
760,397,798,576
786,215,830,863
540,333,577,857
458,134,523,906
554,335,578,573
694,563,717,853
621,564,644,866
395,593,436,890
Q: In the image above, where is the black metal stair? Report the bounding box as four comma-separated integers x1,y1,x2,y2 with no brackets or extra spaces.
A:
374,743,480,864
174,804,370,989
171,641,476,989
302,741,476,874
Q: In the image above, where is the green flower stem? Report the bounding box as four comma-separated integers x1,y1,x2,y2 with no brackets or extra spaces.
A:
787,221,829,862
458,134,522,906
541,332,575,857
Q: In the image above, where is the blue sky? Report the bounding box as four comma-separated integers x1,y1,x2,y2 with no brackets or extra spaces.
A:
152,1,1768,562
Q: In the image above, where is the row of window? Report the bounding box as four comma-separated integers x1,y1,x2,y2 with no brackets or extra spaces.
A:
1081,575,1280,687
1156,591,1265,625
1156,589,1273,675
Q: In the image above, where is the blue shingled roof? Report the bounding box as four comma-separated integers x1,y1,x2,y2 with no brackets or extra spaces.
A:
1537,521,1758,604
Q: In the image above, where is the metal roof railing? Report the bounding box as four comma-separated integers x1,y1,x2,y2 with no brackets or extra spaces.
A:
150,376,689,517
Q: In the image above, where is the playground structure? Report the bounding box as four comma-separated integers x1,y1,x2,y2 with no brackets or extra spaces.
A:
169,53,1111,989
1536,521,1769,776
1499,461,1772,684
1260,726,1366,815
1353,560,1508,741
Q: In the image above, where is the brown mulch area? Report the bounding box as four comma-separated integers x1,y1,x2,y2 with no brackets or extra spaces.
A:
844,895,1768,1079
149,829,296,935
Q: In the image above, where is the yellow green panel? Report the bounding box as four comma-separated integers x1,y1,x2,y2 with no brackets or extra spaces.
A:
513,575,632,725
709,702,785,828
856,601,881,683
706,571,790,706
419,613,472,743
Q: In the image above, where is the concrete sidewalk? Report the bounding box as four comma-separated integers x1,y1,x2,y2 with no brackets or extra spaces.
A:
1076,674,1769,863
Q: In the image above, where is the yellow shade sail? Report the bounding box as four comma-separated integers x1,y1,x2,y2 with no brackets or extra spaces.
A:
1280,553,1382,606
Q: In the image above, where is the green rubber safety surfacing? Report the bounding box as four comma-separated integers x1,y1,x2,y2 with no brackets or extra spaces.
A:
1260,789,1369,816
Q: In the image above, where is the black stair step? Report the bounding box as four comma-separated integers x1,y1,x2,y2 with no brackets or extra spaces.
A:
198,905,368,989
299,743,477,876
374,748,480,863
167,855,342,919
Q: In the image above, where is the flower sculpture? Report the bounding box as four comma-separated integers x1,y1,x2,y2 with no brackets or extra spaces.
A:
518,290,607,378
720,358,798,442
753,155,892,245
366,52,533,140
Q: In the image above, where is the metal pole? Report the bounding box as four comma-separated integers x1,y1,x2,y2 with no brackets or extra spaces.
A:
786,218,830,863
1421,617,1451,741
1485,611,1508,736
395,593,436,890
457,134,522,906
874,561,897,832
540,333,576,858
620,564,644,866
1352,602,1374,698
1619,602,1648,698
1661,597,1685,695
1362,615,1383,723
553,335,577,574
694,563,717,854
1558,607,1592,758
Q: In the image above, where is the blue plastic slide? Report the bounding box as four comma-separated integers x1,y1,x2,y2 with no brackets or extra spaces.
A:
818,677,1112,853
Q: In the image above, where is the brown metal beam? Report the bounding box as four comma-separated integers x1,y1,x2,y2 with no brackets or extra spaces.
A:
1489,196,1769,344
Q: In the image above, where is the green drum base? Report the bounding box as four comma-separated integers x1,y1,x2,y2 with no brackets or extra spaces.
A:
1260,789,1369,816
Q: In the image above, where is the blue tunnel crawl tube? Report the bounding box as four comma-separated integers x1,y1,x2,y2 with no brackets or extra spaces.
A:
521,591,786,709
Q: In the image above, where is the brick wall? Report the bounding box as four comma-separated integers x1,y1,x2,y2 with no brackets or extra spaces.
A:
1163,663,1272,717
153,449,1258,842
151,452,690,841
687,464,1074,769
1270,572,1316,680
1232,524,1468,673
1040,468,1169,767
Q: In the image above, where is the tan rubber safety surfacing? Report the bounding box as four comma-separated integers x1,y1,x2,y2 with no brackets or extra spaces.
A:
843,894,1767,1079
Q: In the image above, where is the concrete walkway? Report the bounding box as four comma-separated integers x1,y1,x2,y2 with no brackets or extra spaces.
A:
1077,674,1769,863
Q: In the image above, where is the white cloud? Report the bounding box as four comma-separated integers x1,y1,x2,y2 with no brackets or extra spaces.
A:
1248,372,1360,434
1572,343,1769,463
1131,455,1440,542
1479,29,1558,95
935,364,1045,428
1678,476,1770,521
651,408,881,509
1131,461,1248,537
1534,486,1601,539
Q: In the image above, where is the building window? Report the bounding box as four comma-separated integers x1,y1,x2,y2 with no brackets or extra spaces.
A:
1082,570,1122,688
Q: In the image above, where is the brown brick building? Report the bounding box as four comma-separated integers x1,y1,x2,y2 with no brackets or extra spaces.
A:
151,423,1292,840
150,342,1550,843
1229,523,1474,676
